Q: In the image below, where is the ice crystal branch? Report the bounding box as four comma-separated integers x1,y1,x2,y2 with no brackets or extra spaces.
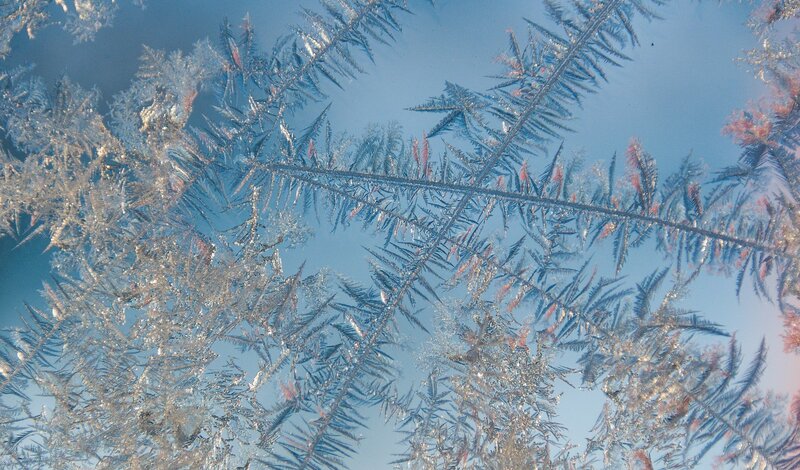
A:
213,0,418,154
254,144,789,268
725,2,800,350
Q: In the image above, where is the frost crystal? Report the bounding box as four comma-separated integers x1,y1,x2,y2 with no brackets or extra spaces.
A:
1,1,799,469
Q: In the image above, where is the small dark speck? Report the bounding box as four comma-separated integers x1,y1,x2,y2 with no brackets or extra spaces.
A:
651,42,654,46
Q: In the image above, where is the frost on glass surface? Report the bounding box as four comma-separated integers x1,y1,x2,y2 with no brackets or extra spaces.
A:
0,0,143,58
0,0,799,468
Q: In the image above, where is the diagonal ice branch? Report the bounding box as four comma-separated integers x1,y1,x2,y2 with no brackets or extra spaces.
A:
258,161,791,259
225,0,414,144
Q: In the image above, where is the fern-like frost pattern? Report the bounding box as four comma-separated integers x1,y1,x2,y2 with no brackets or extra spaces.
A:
0,0,799,469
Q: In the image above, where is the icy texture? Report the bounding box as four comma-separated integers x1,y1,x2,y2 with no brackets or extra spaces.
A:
0,1,799,468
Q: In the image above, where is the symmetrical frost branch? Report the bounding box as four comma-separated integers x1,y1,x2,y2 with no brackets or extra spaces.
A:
256,160,790,259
